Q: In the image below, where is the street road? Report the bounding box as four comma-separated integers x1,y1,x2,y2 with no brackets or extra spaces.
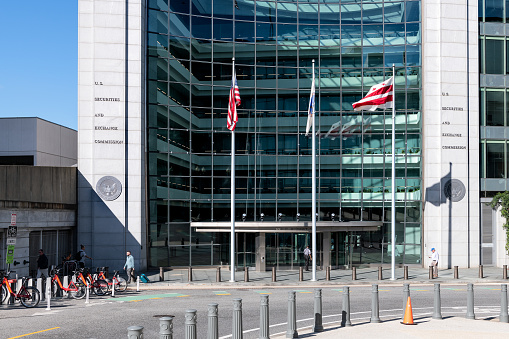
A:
0,284,504,338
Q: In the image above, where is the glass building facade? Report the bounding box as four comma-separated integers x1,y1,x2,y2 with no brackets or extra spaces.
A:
146,0,422,268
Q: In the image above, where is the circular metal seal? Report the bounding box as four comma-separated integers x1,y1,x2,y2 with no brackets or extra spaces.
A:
444,179,466,202
96,176,122,201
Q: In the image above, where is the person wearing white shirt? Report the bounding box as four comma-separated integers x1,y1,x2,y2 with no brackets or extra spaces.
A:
430,248,439,278
303,246,312,271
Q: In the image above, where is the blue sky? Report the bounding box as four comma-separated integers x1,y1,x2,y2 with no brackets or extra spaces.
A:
0,2,78,130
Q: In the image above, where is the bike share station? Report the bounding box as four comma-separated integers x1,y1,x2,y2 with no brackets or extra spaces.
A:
192,220,382,271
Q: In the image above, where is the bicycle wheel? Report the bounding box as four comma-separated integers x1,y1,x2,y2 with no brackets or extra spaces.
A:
114,276,128,292
19,286,40,308
0,284,8,303
51,280,58,298
92,279,109,296
70,282,87,300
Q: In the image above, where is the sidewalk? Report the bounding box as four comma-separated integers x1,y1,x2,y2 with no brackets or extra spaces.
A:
273,316,509,339
136,266,509,289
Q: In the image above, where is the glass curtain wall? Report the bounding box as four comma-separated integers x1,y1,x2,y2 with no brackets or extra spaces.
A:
147,0,422,267
479,0,509,197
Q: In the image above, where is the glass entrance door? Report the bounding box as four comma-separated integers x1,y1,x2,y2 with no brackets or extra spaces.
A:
265,233,320,270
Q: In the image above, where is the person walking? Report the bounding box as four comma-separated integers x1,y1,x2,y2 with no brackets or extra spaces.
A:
304,246,312,271
37,249,49,278
430,248,439,278
124,251,135,284
77,244,93,269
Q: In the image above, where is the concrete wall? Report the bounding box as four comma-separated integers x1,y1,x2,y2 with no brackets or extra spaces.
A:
0,166,76,204
422,0,480,268
0,166,77,277
78,0,147,272
0,117,77,166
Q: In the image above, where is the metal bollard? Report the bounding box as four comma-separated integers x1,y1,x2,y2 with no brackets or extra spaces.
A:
352,267,356,280
272,267,276,282
500,284,508,323
185,309,197,339
207,303,218,339
63,275,70,298
112,278,115,298
370,284,380,323
188,267,193,282
466,283,475,319
402,283,410,319
326,266,330,281
433,283,442,319
299,267,303,281
160,267,164,282
46,277,52,301
342,286,352,327
137,276,140,292
404,266,408,280
286,291,298,338
429,266,433,279
37,278,43,301
46,282,51,310
313,288,323,332
85,283,90,304
378,267,383,280
454,266,459,279
259,295,269,339
244,267,249,283
504,265,508,280
479,265,483,279
127,325,144,339
216,267,221,283
232,298,243,339
160,316,173,339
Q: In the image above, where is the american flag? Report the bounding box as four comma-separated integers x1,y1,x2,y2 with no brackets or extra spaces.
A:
227,68,241,131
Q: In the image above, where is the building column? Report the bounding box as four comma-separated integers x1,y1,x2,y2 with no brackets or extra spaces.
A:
322,232,331,269
256,232,266,272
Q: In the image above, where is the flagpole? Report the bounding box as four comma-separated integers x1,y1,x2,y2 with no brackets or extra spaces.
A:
230,58,236,282
390,64,396,280
311,59,317,282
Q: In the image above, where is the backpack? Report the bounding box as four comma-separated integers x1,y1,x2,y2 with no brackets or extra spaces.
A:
74,250,83,261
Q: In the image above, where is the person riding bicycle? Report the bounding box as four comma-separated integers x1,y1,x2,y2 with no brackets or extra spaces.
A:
77,245,93,269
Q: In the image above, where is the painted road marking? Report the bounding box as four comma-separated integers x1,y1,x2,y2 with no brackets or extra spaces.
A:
294,290,312,293
112,293,188,302
254,290,272,294
411,289,428,291
8,327,60,339
331,289,343,292
214,291,231,296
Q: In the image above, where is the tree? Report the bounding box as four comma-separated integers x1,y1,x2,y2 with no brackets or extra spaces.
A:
488,191,509,253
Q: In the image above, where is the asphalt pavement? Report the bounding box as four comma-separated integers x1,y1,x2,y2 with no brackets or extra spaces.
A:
1,266,508,338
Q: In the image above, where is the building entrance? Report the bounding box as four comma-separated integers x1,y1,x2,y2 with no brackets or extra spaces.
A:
265,233,323,270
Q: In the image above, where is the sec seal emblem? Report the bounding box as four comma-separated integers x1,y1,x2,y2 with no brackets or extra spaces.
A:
444,179,466,202
96,176,122,201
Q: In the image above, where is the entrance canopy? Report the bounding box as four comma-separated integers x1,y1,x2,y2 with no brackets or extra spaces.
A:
192,221,382,233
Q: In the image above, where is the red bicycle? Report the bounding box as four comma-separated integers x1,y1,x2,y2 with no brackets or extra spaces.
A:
50,268,86,299
0,271,40,308
75,269,108,296
98,270,127,293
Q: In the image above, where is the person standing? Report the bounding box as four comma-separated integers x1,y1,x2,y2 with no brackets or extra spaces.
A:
430,248,439,278
304,246,312,271
78,244,93,269
124,251,135,284
37,249,49,278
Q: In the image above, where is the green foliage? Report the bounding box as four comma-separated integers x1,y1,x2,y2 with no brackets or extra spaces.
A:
488,191,509,253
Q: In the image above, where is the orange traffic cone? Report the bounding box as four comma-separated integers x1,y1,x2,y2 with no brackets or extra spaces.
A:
401,296,416,325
